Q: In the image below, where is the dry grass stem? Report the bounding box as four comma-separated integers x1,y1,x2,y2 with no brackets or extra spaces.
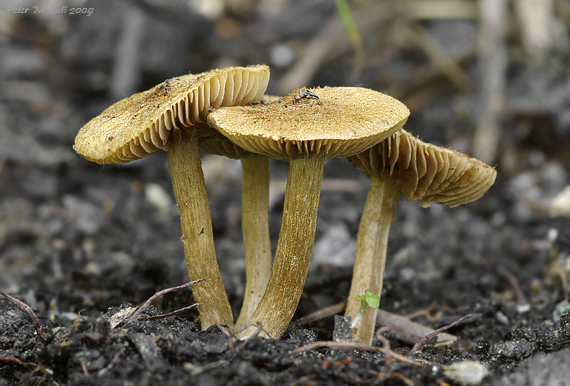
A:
128,279,205,324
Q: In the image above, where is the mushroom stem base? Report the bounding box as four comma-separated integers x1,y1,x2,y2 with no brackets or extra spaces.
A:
345,176,400,344
168,132,234,330
241,156,325,339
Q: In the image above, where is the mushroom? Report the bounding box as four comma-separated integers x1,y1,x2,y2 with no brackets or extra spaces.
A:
207,87,410,338
197,94,280,330
345,129,497,344
198,132,271,329
74,65,270,330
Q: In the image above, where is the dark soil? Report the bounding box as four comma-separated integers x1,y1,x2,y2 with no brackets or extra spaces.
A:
2,1,570,385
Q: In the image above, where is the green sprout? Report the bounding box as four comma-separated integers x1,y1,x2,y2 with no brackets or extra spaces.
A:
334,0,365,67
352,290,380,328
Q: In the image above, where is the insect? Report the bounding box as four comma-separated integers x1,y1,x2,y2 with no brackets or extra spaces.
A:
293,88,319,103
158,80,171,95
299,89,319,99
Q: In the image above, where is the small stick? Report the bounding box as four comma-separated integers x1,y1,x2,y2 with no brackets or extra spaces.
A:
148,303,202,320
387,372,415,386
406,24,477,92
294,301,347,327
375,327,393,370
410,314,472,355
295,301,455,347
374,327,415,385
0,356,37,370
497,266,527,306
80,360,89,375
234,322,273,341
234,322,273,352
473,0,507,164
216,324,234,350
0,290,47,340
128,279,205,324
377,309,456,346
403,302,442,322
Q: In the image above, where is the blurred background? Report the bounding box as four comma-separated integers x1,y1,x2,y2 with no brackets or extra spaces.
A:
1,0,570,321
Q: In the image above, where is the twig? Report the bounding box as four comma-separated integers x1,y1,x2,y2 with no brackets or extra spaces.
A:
109,3,145,99
0,356,37,370
148,303,202,320
294,301,456,347
0,290,48,341
216,324,234,350
377,309,456,346
497,266,528,306
403,303,442,322
375,327,394,370
406,23,477,93
410,314,473,356
386,372,415,386
406,0,479,19
473,0,507,164
385,45,476,111
294,301,347,327
80,360,89,375
184,360,230,376
233,322,273,352
514,0,555,58
234,322,273,341
128,279,205,324
373,327,416,385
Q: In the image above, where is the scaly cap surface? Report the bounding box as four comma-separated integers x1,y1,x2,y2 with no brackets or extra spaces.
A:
75,65,270,164
207,87,410,161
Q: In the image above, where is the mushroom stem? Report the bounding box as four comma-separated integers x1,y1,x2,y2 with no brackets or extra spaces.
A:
345,176,400,344
241,156,325,339
168,131,234,330
235,153,272,330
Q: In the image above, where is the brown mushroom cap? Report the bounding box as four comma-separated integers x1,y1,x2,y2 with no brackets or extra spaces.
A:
348,129,497,208
199,130,250,159
207,87,410,161
198,95,281,159
75,65,270,164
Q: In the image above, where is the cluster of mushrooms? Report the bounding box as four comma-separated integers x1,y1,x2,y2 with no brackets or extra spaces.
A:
75,65,496,344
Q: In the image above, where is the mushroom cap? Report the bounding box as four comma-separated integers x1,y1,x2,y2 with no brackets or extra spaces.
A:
206,87,410,161
199,130,250,160
348,129,497,208
75,65,270,164
198,95,280,160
